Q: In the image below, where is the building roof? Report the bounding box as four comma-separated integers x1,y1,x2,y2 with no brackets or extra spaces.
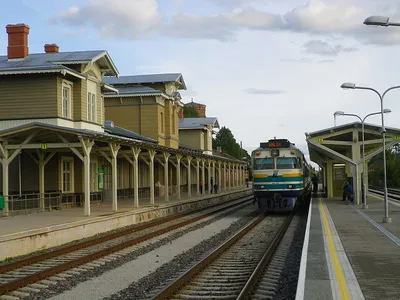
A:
103,85,174,99
0,50,119,76
0,122,245,163
179,117,220,130
103,73,187,90
104,120,158,143
306,121,400,138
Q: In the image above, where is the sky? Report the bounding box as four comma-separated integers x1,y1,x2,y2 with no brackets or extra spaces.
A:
2,0,400,168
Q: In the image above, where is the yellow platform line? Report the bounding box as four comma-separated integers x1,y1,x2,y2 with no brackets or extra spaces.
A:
319,199,350,300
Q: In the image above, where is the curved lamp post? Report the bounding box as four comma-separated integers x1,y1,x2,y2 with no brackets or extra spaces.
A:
334,109,392,209
364,16,400,27
340,82,400,223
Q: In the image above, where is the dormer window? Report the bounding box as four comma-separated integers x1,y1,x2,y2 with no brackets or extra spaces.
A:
62,83,71,119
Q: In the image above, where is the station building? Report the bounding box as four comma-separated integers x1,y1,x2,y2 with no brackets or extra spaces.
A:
0,23,247,217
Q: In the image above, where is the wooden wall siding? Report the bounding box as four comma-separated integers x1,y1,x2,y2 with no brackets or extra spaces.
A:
0,75,58,119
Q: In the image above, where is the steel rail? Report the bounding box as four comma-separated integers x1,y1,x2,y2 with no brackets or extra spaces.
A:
237,211,294,299
152,215,266,300
0,195,253,275
0,196,253,295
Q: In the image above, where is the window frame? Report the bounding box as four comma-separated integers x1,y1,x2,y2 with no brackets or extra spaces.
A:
253,157,275,170
87,80,97,123
60,156,75,193
62,83,72,119
276,157,299,169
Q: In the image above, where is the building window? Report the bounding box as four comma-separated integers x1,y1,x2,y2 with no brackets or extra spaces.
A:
87,80,97,123
61,157,74,193
62,85,71,118
160,112,164,133
87,92,96,122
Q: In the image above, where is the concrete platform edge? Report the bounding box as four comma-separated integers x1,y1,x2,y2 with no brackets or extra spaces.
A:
0,189,252,261
295,197,313,300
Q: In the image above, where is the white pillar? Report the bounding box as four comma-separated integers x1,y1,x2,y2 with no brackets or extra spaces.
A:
148,149,156,205
1,142,9,216
38,152,45,211
164,152,170,202
228,163,231,190
196,159,200,196
187,156,192,199
218,161,221,194
109,143,120,212
133,147,141,207
208,161,212,194
176,154,182,200
81,140,94,216
223,162,227,192
201,159,205,195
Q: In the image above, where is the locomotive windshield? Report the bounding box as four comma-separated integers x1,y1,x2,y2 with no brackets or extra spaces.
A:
254,157,274,169
277,157,300,169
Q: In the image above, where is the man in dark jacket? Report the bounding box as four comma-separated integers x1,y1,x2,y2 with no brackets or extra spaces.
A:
342,181,353,201
312,174,319,193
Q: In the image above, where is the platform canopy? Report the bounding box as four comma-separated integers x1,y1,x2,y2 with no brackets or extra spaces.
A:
306,121,400,167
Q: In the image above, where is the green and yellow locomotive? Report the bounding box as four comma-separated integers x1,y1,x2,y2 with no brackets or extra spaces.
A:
251,138,312,212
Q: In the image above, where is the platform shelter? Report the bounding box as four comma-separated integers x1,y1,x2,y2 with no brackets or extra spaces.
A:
306,122,400,204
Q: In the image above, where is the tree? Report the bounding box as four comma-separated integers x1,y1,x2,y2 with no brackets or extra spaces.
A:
213,126,250,160
183,106,199,118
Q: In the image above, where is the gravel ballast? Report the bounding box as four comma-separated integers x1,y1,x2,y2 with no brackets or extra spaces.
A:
34,204,258,300
274,198,310,300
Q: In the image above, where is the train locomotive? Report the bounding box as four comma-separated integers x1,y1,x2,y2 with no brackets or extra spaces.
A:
251,138,312,212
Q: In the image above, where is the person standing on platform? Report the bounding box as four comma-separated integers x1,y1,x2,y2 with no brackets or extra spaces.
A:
312,174,319,193
342,181,353,201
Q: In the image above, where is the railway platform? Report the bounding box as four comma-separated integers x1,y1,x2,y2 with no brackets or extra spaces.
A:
0,187,251,261
296,193,400,300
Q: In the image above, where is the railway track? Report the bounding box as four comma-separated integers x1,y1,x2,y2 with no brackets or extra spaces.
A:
0,195,254,298
151,211,294,300
369,186,400,202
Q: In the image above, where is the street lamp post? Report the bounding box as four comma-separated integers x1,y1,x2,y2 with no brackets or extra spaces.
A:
364,16,400,27
333,109,391,209
341,82,400,223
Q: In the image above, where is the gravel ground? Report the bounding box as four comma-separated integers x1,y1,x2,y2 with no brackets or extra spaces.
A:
26,202,256,300
105,208,261,300
274,198,310,300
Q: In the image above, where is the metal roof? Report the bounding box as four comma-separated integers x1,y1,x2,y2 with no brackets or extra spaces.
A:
0,50,119,76
0,122,245,163
306,121,400,138
103,85,174,99
104,120,157,143
103,73,187,90
179,118,220,130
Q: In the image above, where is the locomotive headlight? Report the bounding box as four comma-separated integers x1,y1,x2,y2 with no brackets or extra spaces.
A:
288,184,293,189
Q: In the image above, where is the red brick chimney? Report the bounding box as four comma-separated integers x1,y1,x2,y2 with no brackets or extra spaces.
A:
6,23,30,59
44,43,59,53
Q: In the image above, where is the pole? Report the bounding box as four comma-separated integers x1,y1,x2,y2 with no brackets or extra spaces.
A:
362,121,367,208
380,94,391,223
19,152,22,197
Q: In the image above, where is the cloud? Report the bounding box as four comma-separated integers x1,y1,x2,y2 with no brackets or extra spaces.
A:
51,0,400,45
163,8,283,41
49,0,161,38
303,40,357,56
318,59,335,63
243,88,285,95
280,57,313,64
181,86,198,97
